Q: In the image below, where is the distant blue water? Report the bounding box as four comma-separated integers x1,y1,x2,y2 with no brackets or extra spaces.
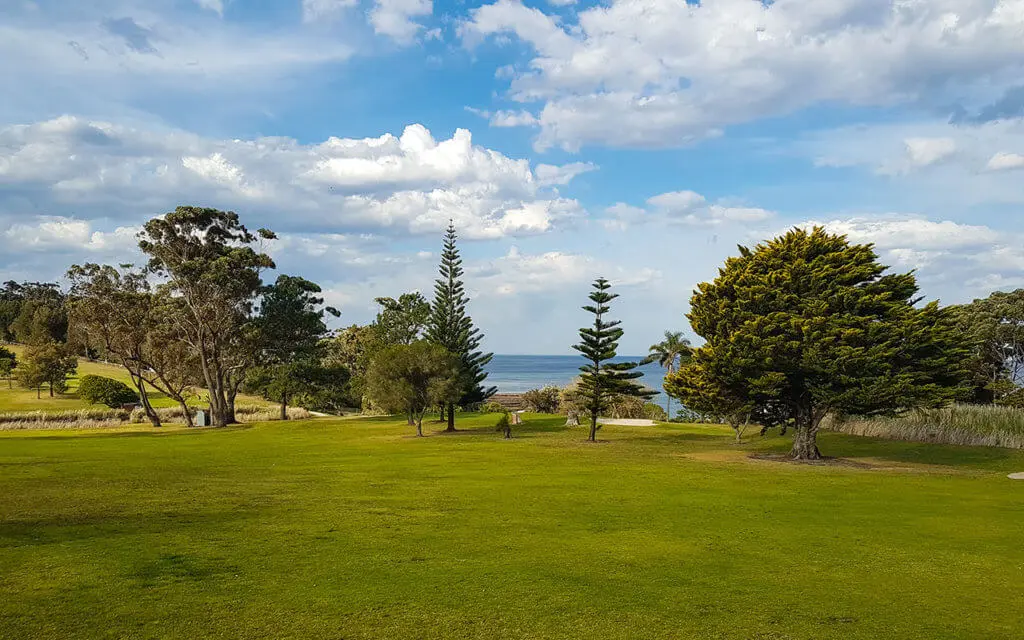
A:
484,355,666,399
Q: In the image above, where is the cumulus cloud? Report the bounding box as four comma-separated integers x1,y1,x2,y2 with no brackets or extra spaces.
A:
369,0,433,43
605,189,774,229
471,246,658,297
791,216,1024,302
0,216,139,256
459,0,1024,150
0,116,583,240
799,117,1024,208
987,151,1024,171
809,217,1000,250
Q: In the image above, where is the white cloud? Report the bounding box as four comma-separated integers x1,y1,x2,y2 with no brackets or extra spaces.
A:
809,217,1000,250
602,189,774,229
987,151,1024,171
302,0,359,22
0,116,582,241
472,246,658,297
901,137,958,171
534,161,596,186
0,4,355,124
1,216,139,255
369,0,433,43
490,109,539,128
799,117,1024,208
460,0,1024,150
195,0,224,16
792,216,1024,301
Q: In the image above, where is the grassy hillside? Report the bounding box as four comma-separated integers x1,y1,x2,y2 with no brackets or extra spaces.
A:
2,415,1023,639
0,344,270,413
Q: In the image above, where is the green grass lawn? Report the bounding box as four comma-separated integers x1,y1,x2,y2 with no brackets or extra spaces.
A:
0,345,269,412
2,414,1023,639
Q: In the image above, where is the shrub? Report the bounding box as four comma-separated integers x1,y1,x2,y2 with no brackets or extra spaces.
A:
495,412,512,439
78,375,140,408
479,401,507,414
642,403,668,421
522,386,560,413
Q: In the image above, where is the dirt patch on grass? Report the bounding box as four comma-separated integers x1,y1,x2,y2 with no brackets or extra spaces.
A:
749,453,873,468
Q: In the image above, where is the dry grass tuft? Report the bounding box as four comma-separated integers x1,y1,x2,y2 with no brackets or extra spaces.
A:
824,404,1024,449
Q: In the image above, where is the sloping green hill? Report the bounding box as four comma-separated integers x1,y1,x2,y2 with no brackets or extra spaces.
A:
0,344,269,412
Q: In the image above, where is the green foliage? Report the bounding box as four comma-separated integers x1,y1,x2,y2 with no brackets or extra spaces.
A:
77,375,140,408
246,360,350,419
138,206,276,426
0,346,16,388
1,281,67,344
642,402,668,421
16,342,77,397
373,293,430,346
643,330,692,416
572,278,654,441
478,401,507,414
494,412,512,439
522,386,560,413
949,289,1024,404
364,341,460,436
669,226,971,459
425,222,495,429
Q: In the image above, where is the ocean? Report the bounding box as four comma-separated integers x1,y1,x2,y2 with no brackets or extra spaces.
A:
484,354,667,399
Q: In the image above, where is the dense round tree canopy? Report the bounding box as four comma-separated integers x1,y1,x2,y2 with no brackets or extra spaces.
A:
667,226,970,459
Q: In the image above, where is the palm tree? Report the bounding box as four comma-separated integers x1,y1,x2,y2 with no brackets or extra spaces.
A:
644,331,693,417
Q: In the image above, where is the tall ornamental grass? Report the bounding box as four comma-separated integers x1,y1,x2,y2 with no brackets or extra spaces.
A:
823,404,1024,449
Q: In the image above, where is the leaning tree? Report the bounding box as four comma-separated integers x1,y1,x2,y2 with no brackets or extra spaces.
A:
425,221,495,431
669,226,970,460
573,278,654,442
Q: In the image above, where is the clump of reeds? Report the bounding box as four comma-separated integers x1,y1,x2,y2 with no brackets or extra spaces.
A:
823,404,1024,449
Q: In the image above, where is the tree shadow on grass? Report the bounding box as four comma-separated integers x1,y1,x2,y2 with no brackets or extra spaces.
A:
0,507,258,548
4,424,255,441
753,431,1022,471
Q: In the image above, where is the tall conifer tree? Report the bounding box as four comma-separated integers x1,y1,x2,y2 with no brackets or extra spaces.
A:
426,221,496,431
573,278,654,441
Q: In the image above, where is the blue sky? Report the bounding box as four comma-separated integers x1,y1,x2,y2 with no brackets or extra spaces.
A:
2,0,1024,354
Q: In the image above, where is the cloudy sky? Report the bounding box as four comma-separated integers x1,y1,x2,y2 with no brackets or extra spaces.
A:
2,0,1023,354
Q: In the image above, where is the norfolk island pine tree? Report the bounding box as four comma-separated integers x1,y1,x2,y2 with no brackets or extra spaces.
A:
425,221,496,431
573,278,655,442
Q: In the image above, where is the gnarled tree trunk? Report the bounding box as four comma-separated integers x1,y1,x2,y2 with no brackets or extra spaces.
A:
790,406,825,460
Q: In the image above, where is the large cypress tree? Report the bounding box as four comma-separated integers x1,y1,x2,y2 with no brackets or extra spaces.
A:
669,227,970,459
573,278,654,442
426,221,496,431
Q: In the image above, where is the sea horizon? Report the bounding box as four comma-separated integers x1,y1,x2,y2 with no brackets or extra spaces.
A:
484,354,667,399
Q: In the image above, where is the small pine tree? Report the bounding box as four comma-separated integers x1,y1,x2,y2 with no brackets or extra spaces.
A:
426,221,496,431
573,278,654,441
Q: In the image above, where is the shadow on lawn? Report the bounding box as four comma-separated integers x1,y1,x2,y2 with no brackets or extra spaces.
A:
753,431,1021,470
0,507,257,548
6,424,256,441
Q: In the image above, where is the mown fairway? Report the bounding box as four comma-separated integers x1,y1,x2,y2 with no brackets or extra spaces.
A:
1,415,1023,639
